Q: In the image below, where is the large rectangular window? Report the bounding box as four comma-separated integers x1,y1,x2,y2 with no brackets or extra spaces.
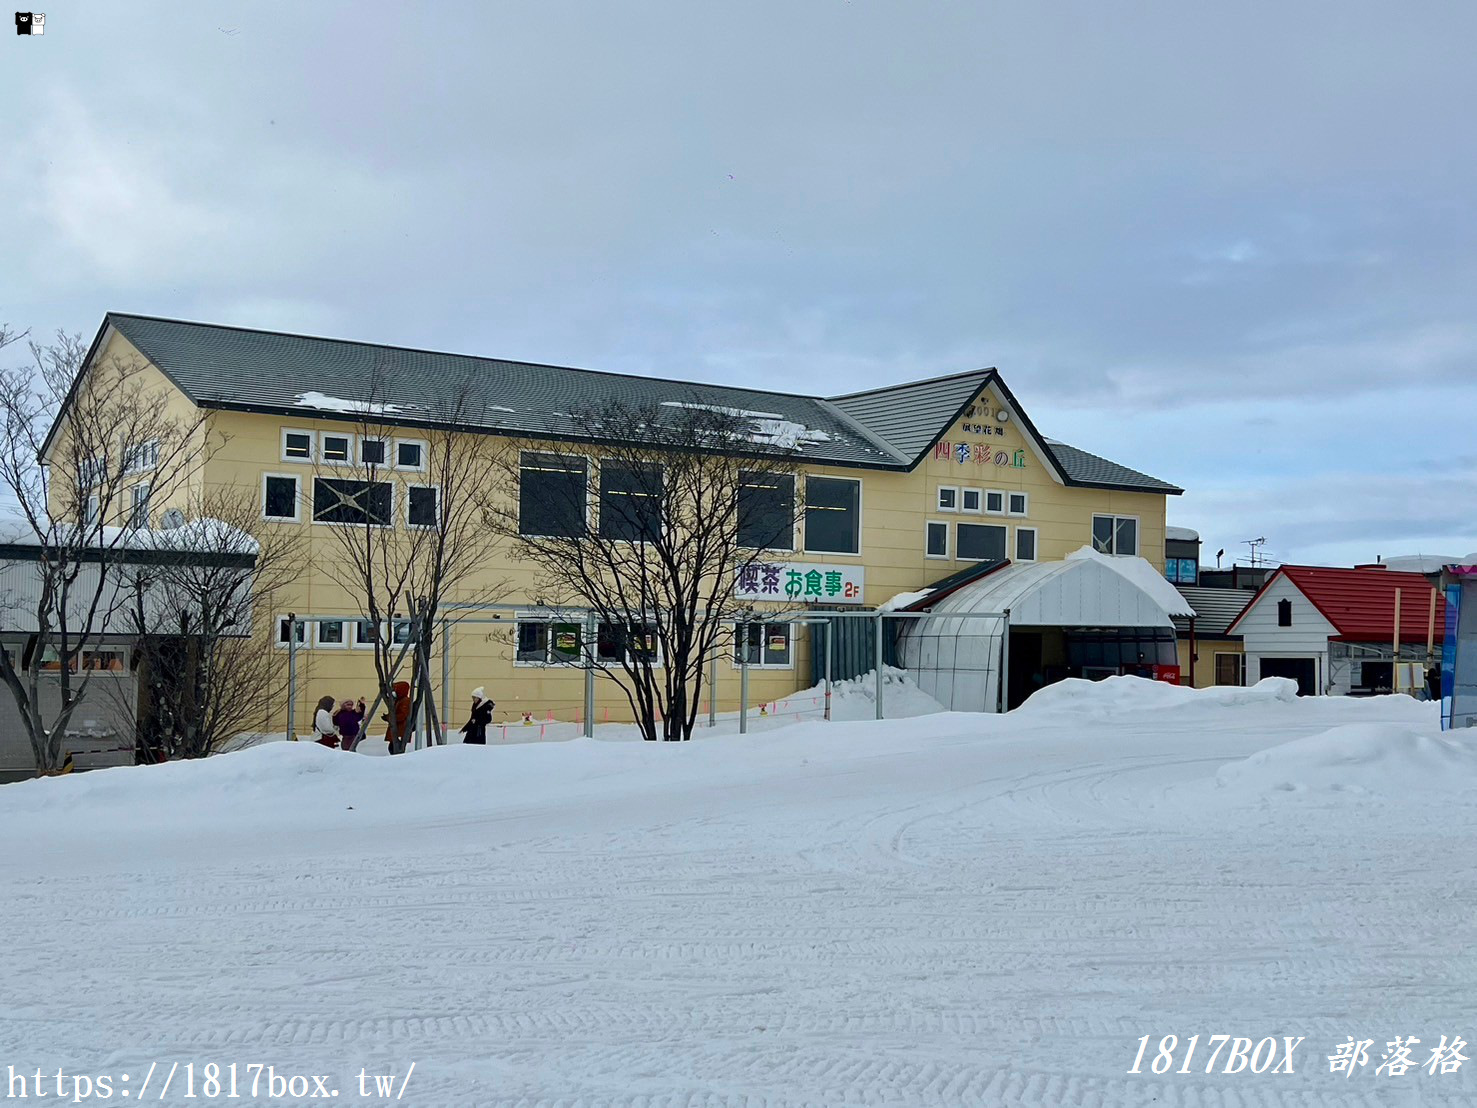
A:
519,453,587,537
804,476,860,555
263,474,299,521
733,622,793,668
1092,515,1138,556
312,478,392,526
926,521,949,559
957,522,1007,562
599,462,662,542
738,471,795,549
595,622,661,666
1215,653,1245,687
1164,557,1198,584
407,485,439,529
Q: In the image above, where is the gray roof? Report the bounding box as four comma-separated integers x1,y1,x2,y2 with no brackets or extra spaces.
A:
1171,585,1254,637
98,313,1180,491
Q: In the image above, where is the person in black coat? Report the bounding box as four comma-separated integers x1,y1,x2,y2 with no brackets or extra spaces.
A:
460,686,494,745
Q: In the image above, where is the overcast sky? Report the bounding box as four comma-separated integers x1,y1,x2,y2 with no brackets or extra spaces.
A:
4,2,1474,567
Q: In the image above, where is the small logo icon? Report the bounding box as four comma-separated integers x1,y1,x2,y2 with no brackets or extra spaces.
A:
15,10,41,33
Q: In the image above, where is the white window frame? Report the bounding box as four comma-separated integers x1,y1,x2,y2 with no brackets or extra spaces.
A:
956,521,1008,564
406,483,440,530
802,474,863,558
274,614,308,650
318,430,355,467
128,482,151,530
83,494,100,528
592,621,664,669
730,621,796,670
1215,652,1246,687
352,619,381,650
925,519,950,560
1007,491,1029,517
358,436,390,468
936,486,959,513
261,472,302,523
281,428,316,463
984,489,1005,515
394,437,429,472
961,487,983,514
1092,514,1141,556
121,439,159,476
310,476,396,529
1013,525,1038,563
314,620,349,650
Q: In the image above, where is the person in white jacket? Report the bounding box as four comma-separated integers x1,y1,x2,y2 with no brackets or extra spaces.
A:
312,695,339,747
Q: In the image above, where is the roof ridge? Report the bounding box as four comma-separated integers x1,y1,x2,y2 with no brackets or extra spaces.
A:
106,312,842,405
827,367,995,401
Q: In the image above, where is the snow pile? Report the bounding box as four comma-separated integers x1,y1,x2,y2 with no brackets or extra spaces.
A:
294,390,408,415
1216,723,1477,797
1065,545,1196,617
659,401,832,449
778,666,946,720
1018,674,1300,716
879,588,934,611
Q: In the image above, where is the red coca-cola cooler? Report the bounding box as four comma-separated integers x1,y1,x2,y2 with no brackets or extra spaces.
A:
1151,664,1181,684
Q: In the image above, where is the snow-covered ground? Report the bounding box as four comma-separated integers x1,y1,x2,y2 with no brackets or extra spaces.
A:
4,677,1475,1106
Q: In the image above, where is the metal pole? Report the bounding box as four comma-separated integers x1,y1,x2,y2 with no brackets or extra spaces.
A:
707,646,718,729
583,610,597,738
440,618,451,741
286,614,299,741
1392,588,1402,695
874,610,884,720
823,619,833,722
739,622,750,734
999,609,1011,713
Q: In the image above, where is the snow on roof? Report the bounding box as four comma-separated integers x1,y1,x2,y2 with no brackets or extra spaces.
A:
0,518,259,555
1381,553,1477,573
294,391,408,415
659,401,833,449
1064,545,1198,617
880,588,935,612
1166,526,1200,542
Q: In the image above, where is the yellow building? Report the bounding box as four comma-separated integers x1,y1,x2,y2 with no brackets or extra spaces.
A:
50,313,1186,735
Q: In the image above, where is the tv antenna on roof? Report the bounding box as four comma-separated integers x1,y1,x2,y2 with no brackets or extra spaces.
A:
1243,536,1267,568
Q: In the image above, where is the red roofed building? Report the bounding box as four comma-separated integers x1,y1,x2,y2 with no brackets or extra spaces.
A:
1226,565,1445,696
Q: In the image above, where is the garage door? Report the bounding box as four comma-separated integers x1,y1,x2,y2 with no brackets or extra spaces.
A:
1259,656,1317,696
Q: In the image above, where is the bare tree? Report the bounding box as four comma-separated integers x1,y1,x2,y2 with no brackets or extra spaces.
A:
110,489,303,760
0,325,213,774
485,400,805,741
311,367,509,753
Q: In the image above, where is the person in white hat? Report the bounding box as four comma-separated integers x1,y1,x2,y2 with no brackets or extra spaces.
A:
459,686,494,745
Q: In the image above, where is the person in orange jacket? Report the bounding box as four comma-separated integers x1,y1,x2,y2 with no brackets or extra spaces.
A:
383,680,413,754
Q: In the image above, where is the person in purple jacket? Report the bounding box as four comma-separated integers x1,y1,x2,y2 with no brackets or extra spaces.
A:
334,697,367,751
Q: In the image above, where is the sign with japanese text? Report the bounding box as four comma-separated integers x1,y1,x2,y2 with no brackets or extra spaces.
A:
734,560,866,605
934,441,1027,468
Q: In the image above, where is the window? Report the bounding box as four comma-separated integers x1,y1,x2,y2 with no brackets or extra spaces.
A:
122,440,158,475
1164,557,1198,584
926,520,949,559
129,483,151,530
957,522,1007,562
320,433,353,464
937,486,959,512
1007,492,1028,516
263,475,300,521
1277,598,1293,627
961,488,982,513
395,439,427,470
733,622,793,668
516,621,549,664
738,471,795,550
599,462,662,542
352,620,379,649
282,429,314,461
392,620,413,645
83,494,99,528
596,622,661,666
519,452,588,537
79,454,106,488
313,478,393,526
1215,653,1246,686
804,476,860,555
316,621,347,648
359,437,388,467
985,490,1004,515
1092,515,1138,556
407,485,439,529
276,616,307,647
40,647,128,673
1014,526,1038,562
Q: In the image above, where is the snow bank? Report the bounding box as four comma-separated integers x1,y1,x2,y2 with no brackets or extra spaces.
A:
776,666,947,720
1017,674,1300,716
1216,723,1477,797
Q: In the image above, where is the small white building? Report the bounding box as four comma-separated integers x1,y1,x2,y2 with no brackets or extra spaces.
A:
1226,565,1445,696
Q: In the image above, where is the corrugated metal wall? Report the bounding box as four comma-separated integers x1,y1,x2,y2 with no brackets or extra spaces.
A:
808,614,900,686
